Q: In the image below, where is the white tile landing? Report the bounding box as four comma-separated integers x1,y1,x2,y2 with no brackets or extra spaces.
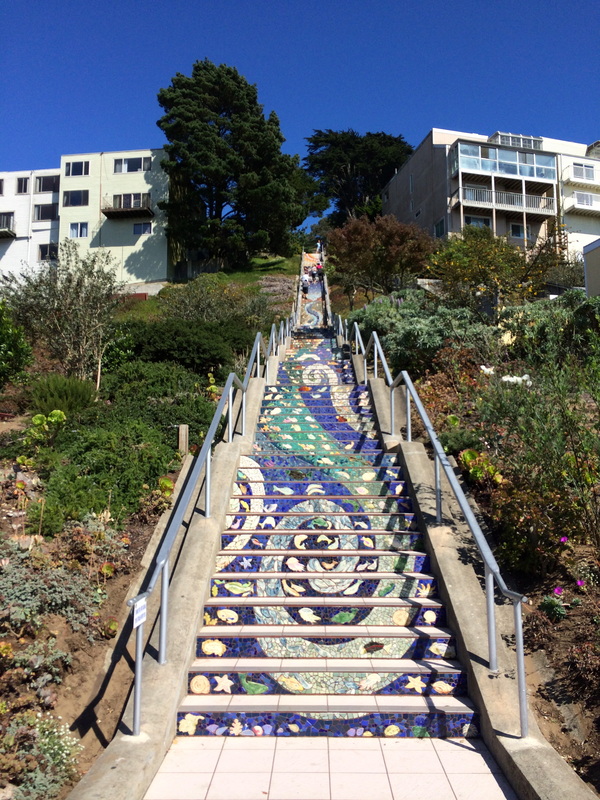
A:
143,736,519,800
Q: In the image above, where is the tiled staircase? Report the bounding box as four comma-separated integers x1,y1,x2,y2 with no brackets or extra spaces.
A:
176,292,479,740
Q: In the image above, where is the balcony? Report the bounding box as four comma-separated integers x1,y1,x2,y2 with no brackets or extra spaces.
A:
452,187,555,215
101,194,154,219
564,164,600,188
564,192,600,216
0,217,16,239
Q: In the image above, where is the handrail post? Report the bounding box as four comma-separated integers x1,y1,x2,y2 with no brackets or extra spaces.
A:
132,620,144,735
228,385,234,441
158,560,169,664
434,453,442,522
485,564,499,672
390,386,395,437
406,386,411,441
513,598,529,737
374,347,378,379
242,391,246,437
205,447,212,518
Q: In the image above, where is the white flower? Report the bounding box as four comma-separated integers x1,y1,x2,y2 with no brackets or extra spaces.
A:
501,374,532,387
480,365,494,375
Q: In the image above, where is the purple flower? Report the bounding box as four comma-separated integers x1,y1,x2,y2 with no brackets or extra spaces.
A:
577,580,586,587
560,536,568,543
553,586,563,596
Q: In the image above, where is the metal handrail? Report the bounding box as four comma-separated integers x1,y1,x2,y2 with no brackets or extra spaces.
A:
345,320,529,737
126,325,282,735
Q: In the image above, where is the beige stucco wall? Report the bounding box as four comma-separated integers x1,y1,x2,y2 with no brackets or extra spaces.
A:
58,149,169,284
584,238,600,296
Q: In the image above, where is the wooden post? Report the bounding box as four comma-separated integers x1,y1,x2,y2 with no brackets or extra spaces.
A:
178,424,189,455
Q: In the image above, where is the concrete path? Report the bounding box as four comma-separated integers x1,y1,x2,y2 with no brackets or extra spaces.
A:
143,734,518,800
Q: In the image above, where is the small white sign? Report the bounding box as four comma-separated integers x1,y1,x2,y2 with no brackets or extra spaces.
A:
133,598,147,629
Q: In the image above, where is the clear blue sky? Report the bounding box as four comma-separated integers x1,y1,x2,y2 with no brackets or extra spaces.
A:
3,0,599,173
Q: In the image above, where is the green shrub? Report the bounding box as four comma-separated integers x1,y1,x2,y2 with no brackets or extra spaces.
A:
35,419,178,530
348,291,494,377
29,374,96,417
0,299,31,389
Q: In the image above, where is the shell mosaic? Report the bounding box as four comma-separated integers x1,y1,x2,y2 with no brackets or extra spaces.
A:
179,310,478,738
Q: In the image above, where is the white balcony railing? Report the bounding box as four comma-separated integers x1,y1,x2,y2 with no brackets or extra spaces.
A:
459,187,555,214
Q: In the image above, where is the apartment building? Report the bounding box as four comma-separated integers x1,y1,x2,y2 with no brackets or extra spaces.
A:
0,148,169,284
382,128,600,256
0,168,61,271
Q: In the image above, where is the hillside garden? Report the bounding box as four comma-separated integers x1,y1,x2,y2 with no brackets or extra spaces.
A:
347,282,600,791
0,250,297,799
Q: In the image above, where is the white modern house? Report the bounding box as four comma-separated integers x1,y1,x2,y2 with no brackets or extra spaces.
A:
0,168,61,272
0,148,170,284
382,128,600,257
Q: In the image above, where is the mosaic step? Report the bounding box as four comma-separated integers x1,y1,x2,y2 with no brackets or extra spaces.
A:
215,550,430,573
233,480,408,495
177,694,479,738
238,453,400,468
203,597,446,627
263,383,371,402
255,431,380,444
228,495,411,514
194,630,455,660
187,661,467,697
237,465,404,482
209,572,435,599
220,530,425,551
257,420,377,433
225,514,416,531
233,482,408,498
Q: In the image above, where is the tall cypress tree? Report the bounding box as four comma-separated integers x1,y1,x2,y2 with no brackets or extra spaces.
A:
157,59,315,269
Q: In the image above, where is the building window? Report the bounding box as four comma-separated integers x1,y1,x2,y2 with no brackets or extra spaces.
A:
65,161,89,176
63,190,89,207
464,215,491,228
0,212,14,230
434,218,445,238
133,222,152,235
34,203,59,221
0,179,3,195
16,177,29,194
112,192,150,209
39,243,59,261
575,192,594,207
409,174,414,193
573,163,595,181
69,222,88,238
510,224,531,239
35,175,60,193
114,157,151,173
